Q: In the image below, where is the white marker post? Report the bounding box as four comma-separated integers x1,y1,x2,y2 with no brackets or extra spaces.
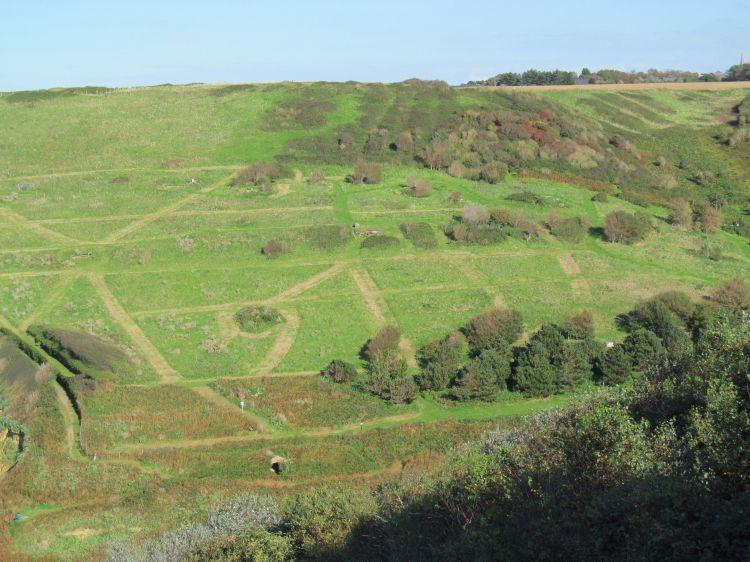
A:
240,400,245,412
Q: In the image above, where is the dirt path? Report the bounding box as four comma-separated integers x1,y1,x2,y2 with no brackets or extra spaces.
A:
557,252,582,275
87,273,180,383
217,311,240,342
0,207,80,245
350,266,417,367
192,386,267,433
19,273,77,331
101,173,234,243
350,268,386,322
266,263,345,304
452,256,481,284
112,410,422,452
7,164,245,182
53,383,77,458
570,278,593,301
255,310,300,375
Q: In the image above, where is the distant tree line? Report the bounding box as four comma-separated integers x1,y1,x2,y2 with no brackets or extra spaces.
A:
467,63,750,86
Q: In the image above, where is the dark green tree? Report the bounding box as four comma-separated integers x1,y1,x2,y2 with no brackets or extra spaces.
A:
597,344,632,385
622,328,666,374
513,341,555,397
452,349,507,401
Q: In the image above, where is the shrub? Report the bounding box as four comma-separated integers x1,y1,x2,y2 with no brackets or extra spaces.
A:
447,160,466,178
412,179,433,197
365,129,389,152
348,161,382,184
712,277,750,311
548,215,590,243
338,132,355,150
285,487,377,559
234,306,284,333
693,201,722,234
308,170,326,183
464,308,523,352
262,239,284,257
234,162,283,186
668,198,692,228
480,161,508,184
447,191,463,203
364,325,401,360
394,131,414,151
190,528,293,562
561,311,594,339
489,208,526,227
603,211,651,243
361,235,400,250
506,192,546,206
462,203,490,225
591,192,609,203
400,222,438,249
321,360,357,384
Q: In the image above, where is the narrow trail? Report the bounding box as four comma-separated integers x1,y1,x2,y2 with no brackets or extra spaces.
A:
557,252,582,275
112,410,422,452
350,268,386,323
570,279,593,301
556,252,592,301
7,164,245,182
217,311,240,342
53,383,77,458
266,263,345,304
19,273,77,330
254,310,300,375
87,273,180,383
350,266,418,367
0,207,80,245
191,386,268,433
101,173,234,243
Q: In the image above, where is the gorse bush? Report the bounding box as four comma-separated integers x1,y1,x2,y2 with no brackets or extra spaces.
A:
603,210,651,243
234,306,285,333
107,494,280,562
321,360,357,384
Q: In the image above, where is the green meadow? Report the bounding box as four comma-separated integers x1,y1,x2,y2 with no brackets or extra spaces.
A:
0,81,748,560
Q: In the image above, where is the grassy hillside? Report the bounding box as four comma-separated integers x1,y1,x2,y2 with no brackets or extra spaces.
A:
0,81,748,560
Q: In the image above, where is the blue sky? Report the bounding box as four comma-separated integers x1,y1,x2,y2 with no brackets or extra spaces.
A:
2,0,748,90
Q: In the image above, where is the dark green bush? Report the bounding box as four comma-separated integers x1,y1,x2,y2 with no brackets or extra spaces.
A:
235,306,284,333
321,360,358,384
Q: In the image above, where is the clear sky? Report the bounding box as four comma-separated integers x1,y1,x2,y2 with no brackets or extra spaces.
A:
2,0,749,90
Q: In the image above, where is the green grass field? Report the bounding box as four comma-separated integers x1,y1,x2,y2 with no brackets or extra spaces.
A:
0,81,748,560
